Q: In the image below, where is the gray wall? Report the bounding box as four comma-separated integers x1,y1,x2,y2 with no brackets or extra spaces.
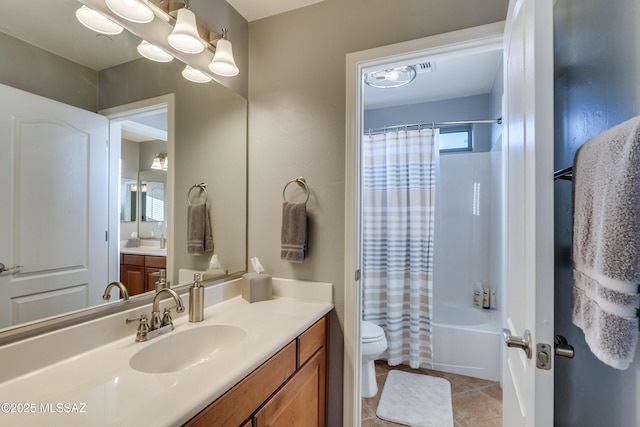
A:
554,0,640,425
247,1,509,424
0,32,97,111
364,94,495,152
100,58,248,285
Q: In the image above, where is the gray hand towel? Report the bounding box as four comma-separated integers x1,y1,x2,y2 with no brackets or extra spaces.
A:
281,201,307,263
187,202,213,255
572,115,640,370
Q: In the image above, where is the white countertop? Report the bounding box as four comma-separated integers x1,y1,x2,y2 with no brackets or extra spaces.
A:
0,279,333,426
120,247,167,256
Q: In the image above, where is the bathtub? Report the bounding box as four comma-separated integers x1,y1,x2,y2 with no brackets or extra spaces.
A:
431,302,501,381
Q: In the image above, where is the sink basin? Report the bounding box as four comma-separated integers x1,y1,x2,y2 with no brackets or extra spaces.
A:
130,325,247,374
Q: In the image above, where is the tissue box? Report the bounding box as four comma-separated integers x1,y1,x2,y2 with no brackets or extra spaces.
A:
242,273,272,303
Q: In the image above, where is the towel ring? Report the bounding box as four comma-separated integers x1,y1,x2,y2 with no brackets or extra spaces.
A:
188,183,208,205
282,177,310,204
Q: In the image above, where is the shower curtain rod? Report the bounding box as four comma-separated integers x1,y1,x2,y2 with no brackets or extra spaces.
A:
365,118,502,135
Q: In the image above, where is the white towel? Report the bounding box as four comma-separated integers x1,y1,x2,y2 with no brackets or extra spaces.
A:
572,115,640,370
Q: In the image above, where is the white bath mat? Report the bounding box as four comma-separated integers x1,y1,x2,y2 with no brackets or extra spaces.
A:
376,370,453,427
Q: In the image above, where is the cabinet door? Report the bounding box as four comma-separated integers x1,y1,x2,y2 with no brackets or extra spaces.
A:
145,268,161,293
122,265,145,296
254,348,326,427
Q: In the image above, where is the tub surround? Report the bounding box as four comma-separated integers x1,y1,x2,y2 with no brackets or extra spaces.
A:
0,278,333,426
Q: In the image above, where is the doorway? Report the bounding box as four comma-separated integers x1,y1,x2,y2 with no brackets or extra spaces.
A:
344,22,505,426
100,94,175,289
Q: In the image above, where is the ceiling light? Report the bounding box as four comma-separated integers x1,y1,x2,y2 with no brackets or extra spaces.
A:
182,66,211,83
137,40,174,62
75,6,124,35
364,66,417,89
168,8,204,54
106,0,154,23
208,32,239,77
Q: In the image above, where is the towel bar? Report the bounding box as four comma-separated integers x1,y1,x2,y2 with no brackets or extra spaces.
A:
282,177,310,204
188,182,208,205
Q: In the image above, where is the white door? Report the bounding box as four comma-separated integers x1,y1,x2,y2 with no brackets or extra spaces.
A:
0,84,109,328
502,0,555,425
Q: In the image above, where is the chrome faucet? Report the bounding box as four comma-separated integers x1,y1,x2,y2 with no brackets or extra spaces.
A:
126,288,185,342
102,282,129,301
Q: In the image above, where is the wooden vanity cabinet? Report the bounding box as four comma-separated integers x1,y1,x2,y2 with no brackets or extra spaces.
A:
119,254,166,296
184,314,328,427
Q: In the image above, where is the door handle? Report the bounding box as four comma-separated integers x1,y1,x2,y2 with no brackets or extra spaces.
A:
554,335,575,358
502,328,532,359
0,263,22,274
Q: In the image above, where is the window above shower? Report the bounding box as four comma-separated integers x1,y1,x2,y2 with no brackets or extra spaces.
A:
439,126,472,152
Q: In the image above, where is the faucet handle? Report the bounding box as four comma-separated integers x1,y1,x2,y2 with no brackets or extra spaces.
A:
162,307,175,330
126,315,150,342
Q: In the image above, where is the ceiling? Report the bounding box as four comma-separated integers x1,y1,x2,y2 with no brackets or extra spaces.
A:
363,49,503,110
226,0,325,22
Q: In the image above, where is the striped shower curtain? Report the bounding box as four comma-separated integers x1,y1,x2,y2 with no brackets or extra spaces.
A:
362,128,438,369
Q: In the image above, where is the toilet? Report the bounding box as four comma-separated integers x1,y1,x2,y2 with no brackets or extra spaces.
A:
361,320,388,398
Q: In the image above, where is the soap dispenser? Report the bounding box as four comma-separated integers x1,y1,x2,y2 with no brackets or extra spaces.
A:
189,273,204,322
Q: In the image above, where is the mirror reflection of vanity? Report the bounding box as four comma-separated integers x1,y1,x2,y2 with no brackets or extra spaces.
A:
0,0,247,341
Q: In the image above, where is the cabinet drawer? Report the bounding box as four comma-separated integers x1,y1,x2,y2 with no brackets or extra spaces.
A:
297,316,327,367
122,254,145,267
185,341,297,427
144,255,166,268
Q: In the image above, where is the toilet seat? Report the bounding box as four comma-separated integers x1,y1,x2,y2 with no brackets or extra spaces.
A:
362,320,385,343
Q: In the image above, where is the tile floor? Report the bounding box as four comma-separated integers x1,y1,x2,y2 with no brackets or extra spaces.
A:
362,361,502,427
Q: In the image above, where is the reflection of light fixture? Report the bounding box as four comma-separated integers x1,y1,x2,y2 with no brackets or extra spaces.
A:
208,29,239,77
151,153,168,171
130,184,137,192
141,184,148,192
168,5,204,54
182,65,211,83
75,6,124,35
137,40,173,62
364,65,417,89
106,0,154,24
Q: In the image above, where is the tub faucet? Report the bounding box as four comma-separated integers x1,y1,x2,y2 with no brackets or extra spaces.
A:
151,288,185,330
102,281,129,301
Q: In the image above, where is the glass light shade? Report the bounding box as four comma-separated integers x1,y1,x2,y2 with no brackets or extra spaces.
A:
208,39,239,77
181,66,211,83
105,0,154,24
168,8,204,54
75,6,124,35
150,156,163,170
137,40,173,62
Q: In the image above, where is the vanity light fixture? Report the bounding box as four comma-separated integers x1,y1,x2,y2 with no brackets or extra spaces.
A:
168,2,204,54
105,0,154,24
75,5,124,35
137,40,174,62
208,29,239,77
181,65,211,83
151,153,169,170
364,65,417,89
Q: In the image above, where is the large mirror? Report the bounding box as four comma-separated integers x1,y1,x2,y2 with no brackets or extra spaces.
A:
0,0,247,339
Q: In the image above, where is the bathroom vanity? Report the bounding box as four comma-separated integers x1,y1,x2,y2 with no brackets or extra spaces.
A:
0,278,333,427
119,253,167,295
